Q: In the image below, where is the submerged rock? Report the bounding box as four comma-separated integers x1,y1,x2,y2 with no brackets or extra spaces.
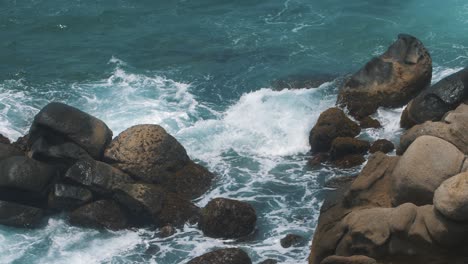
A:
199,198,257,239
337,34,432,119
309,108,360,153
69,200,129,230
0,201,44,228
280,233,305,248
187,248,252,264
28,102,113,159
103,124,190,184
402,67,468,128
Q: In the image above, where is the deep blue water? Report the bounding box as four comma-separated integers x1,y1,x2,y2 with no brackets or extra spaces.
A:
0,1,467,263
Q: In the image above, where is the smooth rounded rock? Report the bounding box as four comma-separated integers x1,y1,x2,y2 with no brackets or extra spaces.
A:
199,198,257,239
392,135,465,206
28,102,113,159
104,125,190,184
434,172,468,221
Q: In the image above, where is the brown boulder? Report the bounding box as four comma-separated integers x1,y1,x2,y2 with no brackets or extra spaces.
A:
332,154,366,169
359,117,381,129
329,137,370,160
392,135,465,206
187,248,252,264
199,198,257,239
369,139,394,154
433,172,468,221
337,34,432,119
104,124,190,184
309,108,360,153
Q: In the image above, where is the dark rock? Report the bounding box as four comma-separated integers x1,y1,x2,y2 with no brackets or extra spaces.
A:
337,34,432,119
0,134,10,144
145,244,160,255
0,201,44,228
307,153,329,167
187,248,252,264
403,67,468,127
280,234,304,248
12,134,29,152
359,116,381,129
369,139,394,154
29,134,93,165
162,160,214,200
160,224,176,238
271,73,337,90
400,107,417,129
114,183,199,227
28,102,112,159
199,198,256,239
0,156,56,194
321,255,377,264
69,200,129,230
48,184,93,210
259,259,278,264
64,159,134,195
329,137,370,160
332,154,366,168
309,108,360,153
0,143,23,161
104,124,190,184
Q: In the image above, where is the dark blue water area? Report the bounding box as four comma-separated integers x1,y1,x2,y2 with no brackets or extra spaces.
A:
0,0,468,263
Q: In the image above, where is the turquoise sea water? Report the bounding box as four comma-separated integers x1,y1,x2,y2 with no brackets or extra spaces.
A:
1,1,468,263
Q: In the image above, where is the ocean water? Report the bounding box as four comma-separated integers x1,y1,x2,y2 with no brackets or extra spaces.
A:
1,1,468,263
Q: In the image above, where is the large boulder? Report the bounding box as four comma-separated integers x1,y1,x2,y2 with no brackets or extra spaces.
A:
28,102,113,159
329,137,370,160
114,183,199,227
0,201,44,228
398,104,468,154
0,156,56,196
434,172,468,221
0,143,23,161
29,135,93,166
401,67,468,128
187,248,252,264
199,198,257,239
392,136,464,206
48,184,93,210
69,200,129,230
321,255,377,264
337,34,432,119
104,125,190,184
64,159,134,195
309,108,360,153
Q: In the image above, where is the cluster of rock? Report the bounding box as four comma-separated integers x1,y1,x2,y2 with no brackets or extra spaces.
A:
0,103,258,255
309,34,468,264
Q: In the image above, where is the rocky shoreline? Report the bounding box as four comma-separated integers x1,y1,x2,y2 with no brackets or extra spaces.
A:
309,34,468,264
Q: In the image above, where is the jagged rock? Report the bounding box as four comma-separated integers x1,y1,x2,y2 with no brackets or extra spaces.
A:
392,135,465,206
309,108,360,153
369,139,394,154
28,102,112,159
187,248,252,264
162,160,214,200
321,255,377,264
0,134,10,144
329,137,370,160
359,116,381,129
0,201,44,228
64,159,134,195
69,200,129,230
398,104,468,154
0,156,56,195
434,172,468,221
0,143,23,160
280,234,304,248
104,124,190,184
402,68,468,128
48,184,93,210
337,34,432,119
12,134,29,152
114,183,199,227
199,198,257,239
